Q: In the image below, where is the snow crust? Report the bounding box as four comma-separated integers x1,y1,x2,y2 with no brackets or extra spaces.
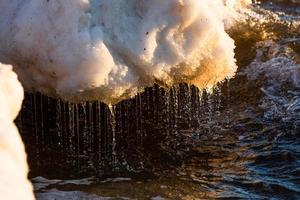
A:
0,0,250,104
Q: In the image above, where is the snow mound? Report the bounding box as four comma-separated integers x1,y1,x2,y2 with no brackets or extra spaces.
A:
0,0,250,104
0,63,34,200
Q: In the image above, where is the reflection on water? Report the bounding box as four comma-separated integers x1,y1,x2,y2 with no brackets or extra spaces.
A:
16,1,300,199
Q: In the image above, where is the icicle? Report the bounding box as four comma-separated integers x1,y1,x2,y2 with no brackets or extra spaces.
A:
68,102,75,156
103,104,109,163
139,93,145,149
108,104,117,167
145,88,151,138
136,93,144,146
187,83,192,129
152,86,157,120
56,100,62,140
215,85,222,118
81,102,87,153
61,101,67,155
165,87,171,135
226,79,231,126
40,94,45,148
74,103,80,169
207,90,214,135
96,102,102,169
173,85,179,135
197,89,203,131
32,93,40,162
135,94,140,143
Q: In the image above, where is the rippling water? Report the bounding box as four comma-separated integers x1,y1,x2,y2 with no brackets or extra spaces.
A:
18,1,300,199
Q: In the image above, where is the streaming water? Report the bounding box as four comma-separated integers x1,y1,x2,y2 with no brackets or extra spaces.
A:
16,1,300,200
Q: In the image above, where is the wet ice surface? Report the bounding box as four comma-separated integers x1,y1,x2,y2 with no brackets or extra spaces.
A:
18,2,300,200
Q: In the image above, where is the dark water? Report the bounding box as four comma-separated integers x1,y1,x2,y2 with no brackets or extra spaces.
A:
16,1,300,199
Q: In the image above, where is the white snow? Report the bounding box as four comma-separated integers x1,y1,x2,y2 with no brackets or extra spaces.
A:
0,63,34,200
0,0,250,104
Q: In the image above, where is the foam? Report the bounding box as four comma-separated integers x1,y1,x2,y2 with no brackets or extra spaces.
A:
0,63,34,200
0,0,250,104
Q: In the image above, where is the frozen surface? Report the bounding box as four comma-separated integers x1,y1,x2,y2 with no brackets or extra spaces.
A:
0,63,34,200
0,0,250,104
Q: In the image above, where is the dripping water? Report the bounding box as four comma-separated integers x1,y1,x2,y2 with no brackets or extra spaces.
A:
16,84,225,177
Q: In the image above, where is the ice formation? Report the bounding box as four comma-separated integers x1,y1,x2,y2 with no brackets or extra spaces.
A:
0,63,34,200
0,0,250,104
